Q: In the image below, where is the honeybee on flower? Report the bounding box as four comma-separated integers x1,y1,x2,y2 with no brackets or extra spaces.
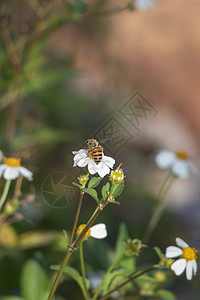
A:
73,139,115,177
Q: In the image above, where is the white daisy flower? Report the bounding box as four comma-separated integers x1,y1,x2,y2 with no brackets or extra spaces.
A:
165,237,198,280
155,150,198,179
72,149,115,177
77,223,107,239
0,157,33,181
136,0,156,10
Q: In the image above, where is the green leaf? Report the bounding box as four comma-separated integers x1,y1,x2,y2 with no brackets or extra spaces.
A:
154,246,162,259
103,269,133,295
0,298,24,300
21,260,49,300
155,289,177,300
83,188,99,203
115,223,129,258
110,182,124,198
51,265,90,299
88,177,102,189
101,182,111,201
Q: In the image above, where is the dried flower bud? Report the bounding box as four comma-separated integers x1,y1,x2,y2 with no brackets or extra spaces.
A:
124,238,142,256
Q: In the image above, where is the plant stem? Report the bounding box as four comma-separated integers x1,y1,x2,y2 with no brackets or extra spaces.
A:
69,191,84,245
13,175,23,200
93,253,124,300
47,199,109,300
99,267,156,300
0,180,11,211
143,172,175,243
80,241,91,300
47,251,71,300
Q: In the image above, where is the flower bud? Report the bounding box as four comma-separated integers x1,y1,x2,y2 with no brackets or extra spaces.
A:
124,238,142,256
78,173,89,187
4,199,19,215
110,168,124,183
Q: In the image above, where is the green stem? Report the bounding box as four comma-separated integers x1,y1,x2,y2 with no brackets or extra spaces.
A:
69,191,84,245
99,267,157,300
143,172,175,243
80,241,91,300
93,254,124,300
47,251,71,300
47,199,109,300
0,180,11,211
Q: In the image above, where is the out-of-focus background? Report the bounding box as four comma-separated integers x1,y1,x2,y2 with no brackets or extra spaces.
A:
0,0,200,299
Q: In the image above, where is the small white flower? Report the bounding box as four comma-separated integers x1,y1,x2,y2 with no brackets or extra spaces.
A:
165,237,198,280
155,150,198,179
77,223,107,239
136,0,156,10
0,157,33,181
73,149,115,177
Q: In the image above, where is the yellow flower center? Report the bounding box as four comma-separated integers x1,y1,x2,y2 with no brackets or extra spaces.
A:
3,156,21,167
77,224,91,238
111,170,124,182
175,151,188,160
182,247,198,260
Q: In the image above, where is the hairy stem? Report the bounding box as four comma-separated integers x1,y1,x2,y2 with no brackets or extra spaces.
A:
69,191,84,245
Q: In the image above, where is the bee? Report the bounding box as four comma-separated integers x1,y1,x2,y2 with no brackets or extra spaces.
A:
86,139,103,165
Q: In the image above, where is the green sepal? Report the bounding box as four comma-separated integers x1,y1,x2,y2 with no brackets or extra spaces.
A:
88,177,102,189
62,230,69,245
82,188,99,203
72,182,82,189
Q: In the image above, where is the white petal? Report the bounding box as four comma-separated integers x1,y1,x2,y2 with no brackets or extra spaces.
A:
90,223,107,239
155,150,175,169
19,167,33,180
192,259,197,275
4,167,20,180
97,162,110,177
172,160,189,179
176,237,189,248
77,157,90,167
186,260,193,280
72,149,88,155
88,160,98,175
102,155,115,169
171,258,186,276
165,246,183,258
0,165,6,177
188,161,200,175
